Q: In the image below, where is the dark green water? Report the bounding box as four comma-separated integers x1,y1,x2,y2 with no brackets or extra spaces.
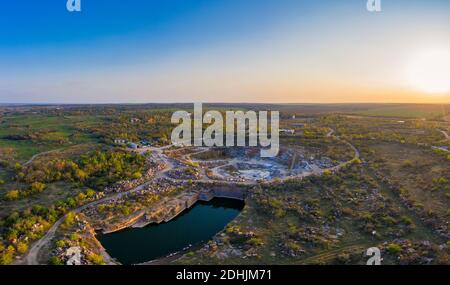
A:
97,198,244,264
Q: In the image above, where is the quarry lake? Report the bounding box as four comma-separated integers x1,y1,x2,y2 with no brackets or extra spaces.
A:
98,198,245,264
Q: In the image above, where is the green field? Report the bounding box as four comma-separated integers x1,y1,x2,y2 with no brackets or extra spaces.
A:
0,113,102,161
352,104,450,119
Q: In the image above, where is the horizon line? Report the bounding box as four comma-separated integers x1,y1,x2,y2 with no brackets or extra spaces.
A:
1,102,450,106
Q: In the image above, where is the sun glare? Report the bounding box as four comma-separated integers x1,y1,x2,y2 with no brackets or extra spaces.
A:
406,47,450,95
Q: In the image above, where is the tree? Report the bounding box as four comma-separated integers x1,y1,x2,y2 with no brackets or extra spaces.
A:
247,237,264,247
61,212,77,229
16,241,28,254
76,192,87,202
30,182,46,193
5,190,20,201
50,256,64,265
75,169,88,181
132,171,142,179
387,243,402,254
87,253,105,265
85,189,96,198
0,246,15,265
55,240,66,248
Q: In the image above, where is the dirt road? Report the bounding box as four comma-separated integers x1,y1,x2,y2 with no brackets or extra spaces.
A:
20,147,173,265
19,133,360,265
23,149,62,166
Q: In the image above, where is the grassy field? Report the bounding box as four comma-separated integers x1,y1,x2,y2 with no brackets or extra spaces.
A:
177,164,446,265
364,142,449,218
1,104,449,265
0,113,102,161
352,104,450,119
0,182,86,218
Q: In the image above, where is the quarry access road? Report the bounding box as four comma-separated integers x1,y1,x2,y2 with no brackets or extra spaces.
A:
20,175,164,265
162,129,360,185
20,146,175,265
20,131,360,265
23,148,65,166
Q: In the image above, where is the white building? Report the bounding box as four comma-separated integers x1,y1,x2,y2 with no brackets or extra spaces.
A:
280,129,295,135
114,139,126,144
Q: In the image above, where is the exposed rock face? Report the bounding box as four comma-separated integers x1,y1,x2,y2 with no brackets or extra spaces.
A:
103,158,164,194
65,247,81,265
202,185,247,201
137,192,199,226
102,211,146,234
104,185,248,232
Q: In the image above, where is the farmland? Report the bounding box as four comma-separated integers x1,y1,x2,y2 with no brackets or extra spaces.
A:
0,103,449,265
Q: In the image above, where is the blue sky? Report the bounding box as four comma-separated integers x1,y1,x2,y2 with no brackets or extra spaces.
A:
1,0,450,103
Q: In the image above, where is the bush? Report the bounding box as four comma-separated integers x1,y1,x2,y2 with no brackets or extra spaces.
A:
61,212,77,229
401,216,413,226
286,241,302,252
0,246,15,265
247,237,264,247
382,216,397,225
387,243,402,254
16,241,28,254
55,240,66,248
402,160,413,168
436,177,448,185
87,253,105,265
30,182,46,193
50,256,64,265
69,233,80,241
119,205,132,216
85,189,96,198
4,190,20,201
132,171,142,179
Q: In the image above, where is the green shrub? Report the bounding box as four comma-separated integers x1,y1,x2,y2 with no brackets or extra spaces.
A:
4,190,20,201
30,182,46,193
55,240,66,248
87,253,105,265
387,243,402,254
132,171,142,179
247,237,264,247
50,256,64,265
61,212,77,229
16,241,29,254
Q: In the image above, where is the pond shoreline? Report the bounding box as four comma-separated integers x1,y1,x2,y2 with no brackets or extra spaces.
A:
94,187,248,265
101,185,248,234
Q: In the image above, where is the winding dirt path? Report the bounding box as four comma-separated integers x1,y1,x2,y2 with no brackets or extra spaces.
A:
19,147,174,265
23,149,63,166
19,131,360,265
20,177,162,265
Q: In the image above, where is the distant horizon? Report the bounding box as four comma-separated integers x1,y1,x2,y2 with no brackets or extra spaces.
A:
1,102,450,106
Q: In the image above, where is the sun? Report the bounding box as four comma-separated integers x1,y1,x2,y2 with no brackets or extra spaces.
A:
405,47,450,95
